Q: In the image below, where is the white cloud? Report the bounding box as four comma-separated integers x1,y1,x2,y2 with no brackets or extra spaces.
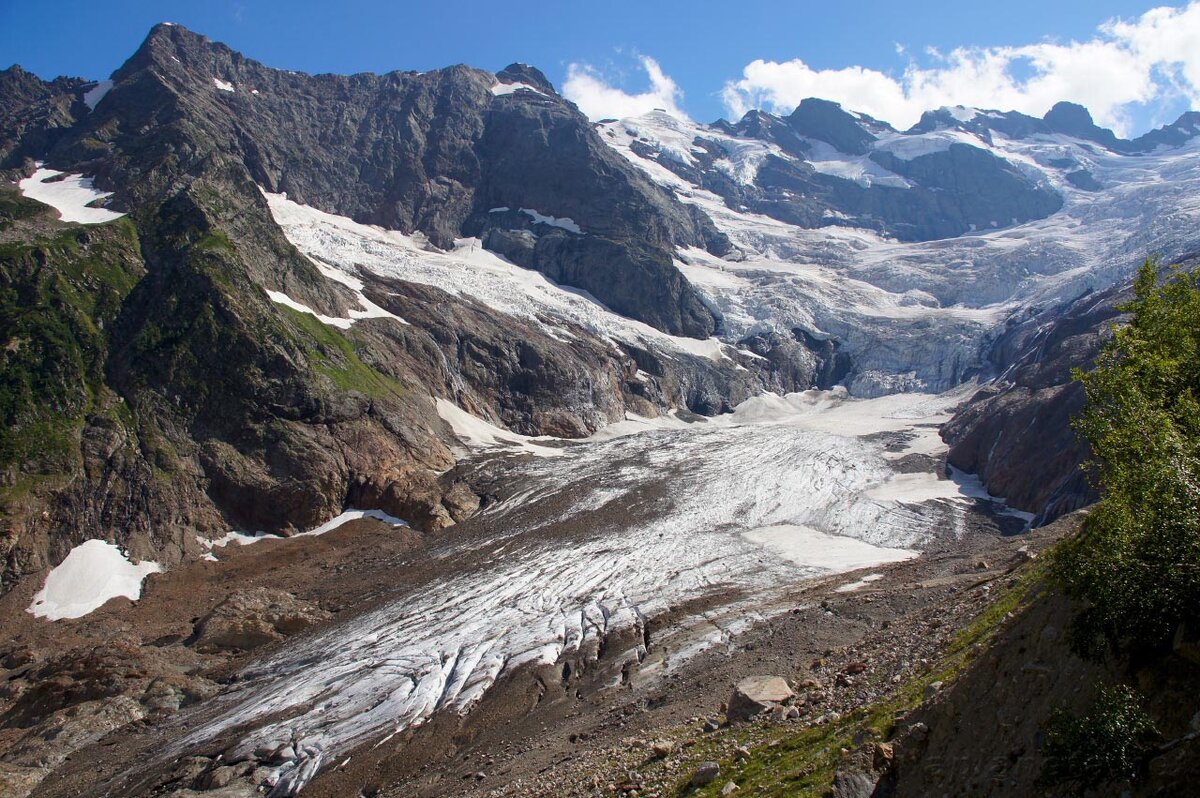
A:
721,2,1200,136
563,56,687,121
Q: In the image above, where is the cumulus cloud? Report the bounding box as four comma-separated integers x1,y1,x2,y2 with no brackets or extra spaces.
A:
563,56,687,121
722,2,1200,136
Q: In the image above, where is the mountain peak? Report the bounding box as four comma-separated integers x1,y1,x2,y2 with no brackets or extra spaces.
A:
496,62,555,95
1042,101,1121,149
786,97,876,155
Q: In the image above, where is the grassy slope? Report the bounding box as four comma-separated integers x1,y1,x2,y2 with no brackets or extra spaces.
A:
675,559,1049,797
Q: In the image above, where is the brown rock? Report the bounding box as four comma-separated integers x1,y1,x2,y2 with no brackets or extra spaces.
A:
727,675,794,721
690,762,720,787
191,588,331,652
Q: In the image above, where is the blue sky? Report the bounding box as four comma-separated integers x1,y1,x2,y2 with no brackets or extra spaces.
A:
3,1,1197,135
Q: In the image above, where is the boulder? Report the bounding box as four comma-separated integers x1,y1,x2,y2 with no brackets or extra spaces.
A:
690,761,720,787
728,675,794,721
191,588,330,652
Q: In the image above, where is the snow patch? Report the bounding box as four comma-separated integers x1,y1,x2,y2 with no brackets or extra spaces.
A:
436,398,564,457
519,208,582,233
18,167,125,224
835,573,885,593
196,510,410,553
213,78,235,93
265,290,353,329
28,540,161,620
492,82,545,97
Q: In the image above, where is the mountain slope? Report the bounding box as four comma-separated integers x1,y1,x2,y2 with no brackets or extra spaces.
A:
36,23,727,338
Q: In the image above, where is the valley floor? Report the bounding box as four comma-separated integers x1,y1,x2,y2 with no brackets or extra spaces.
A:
0,388,1041,798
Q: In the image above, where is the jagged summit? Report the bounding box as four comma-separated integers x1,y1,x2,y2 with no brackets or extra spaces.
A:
495,62,556,94
707,95,1200,159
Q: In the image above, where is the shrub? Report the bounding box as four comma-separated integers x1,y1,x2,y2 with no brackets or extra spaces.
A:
1040,683,1157,792
1054,258,1200,655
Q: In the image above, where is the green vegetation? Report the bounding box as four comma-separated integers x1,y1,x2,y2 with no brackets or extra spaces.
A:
1040,684,1158,793
279,305,406,399
682,562,1047,797
0,223,143,472
1054,258,1200,655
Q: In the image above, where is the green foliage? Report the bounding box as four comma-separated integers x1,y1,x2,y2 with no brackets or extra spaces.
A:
0,227,143,470
1040,684,1158,792
682,561,1047,798
1054,258,1200,655
279,306,405,399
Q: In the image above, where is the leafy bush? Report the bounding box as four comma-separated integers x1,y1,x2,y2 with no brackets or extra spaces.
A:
1040,683,1158,792
1054,258,1200,655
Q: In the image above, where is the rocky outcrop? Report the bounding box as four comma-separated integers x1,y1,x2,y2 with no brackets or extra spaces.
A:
941,288,1120,522
191,588,329,652
727,675,795,721
785,98,878,155
0,65,89,168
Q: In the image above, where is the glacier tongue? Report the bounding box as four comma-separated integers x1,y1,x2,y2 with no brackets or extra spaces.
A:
173,387,1011,795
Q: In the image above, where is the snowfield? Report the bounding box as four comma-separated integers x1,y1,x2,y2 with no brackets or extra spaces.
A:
28,540,161,620
18,165,126,224
598,112,1200,395
263,190,739,363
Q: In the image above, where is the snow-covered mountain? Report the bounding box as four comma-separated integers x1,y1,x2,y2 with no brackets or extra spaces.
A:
591,101,1200,395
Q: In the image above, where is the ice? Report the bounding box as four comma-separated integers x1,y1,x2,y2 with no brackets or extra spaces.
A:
742,524,916,570
519,208,582,233
82,78,113,110
873,128,988,160
18,166,125,224
598,109,1200,396
168,387,1031,796
213,78,235,92
27,540,161,621
262,191,749,365
802,137,911,188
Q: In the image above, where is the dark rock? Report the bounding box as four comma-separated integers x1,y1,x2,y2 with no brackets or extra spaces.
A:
191,588,331,652
690,761,720,787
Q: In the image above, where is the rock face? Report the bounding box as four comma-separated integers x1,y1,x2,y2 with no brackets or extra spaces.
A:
727,675,795,721
40,23,724,338
0,24,776,591
0,66,89,167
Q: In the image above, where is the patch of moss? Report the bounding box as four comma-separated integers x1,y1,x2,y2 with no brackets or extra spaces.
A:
278,305,405,399
0,224,144,473
0,187,50,229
